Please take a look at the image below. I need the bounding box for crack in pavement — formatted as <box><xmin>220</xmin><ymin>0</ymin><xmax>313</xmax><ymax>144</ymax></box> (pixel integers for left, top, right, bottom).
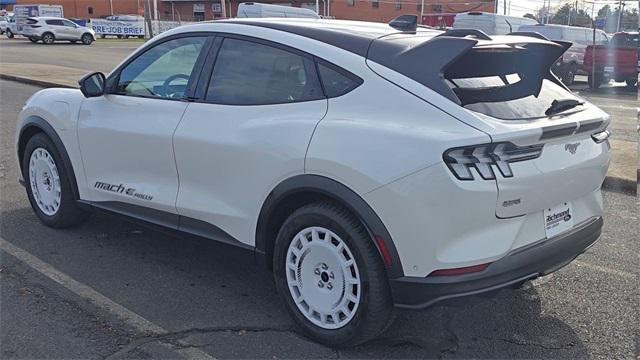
<box><xmin>104</xmin><ymin>325</ymin><xmax>300</xmax><ymax>359</ymax></box>
<box><xmin>477</xmin><ymin>336</ymin><xmax>576</xmax><ymax>351</ymax></box>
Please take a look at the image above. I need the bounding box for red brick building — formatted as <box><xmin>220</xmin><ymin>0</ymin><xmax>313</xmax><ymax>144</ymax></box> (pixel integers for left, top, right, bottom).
<box><xmin>3</xmin><ymin>0</ymin><xmax>496</xmax><ymax>23</ymax></box>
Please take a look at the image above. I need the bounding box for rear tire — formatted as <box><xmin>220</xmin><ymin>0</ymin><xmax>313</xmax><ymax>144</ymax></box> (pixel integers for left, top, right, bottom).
<box><xmin>562</xmin><ymin>64</ymin><xmax>576</xmax><ymax>86</ymax></box>
<box><xmin>29</xmin><ymin>37</ymin><xmax>38</xmax><ymax>43</ymax></box>
<box><xmin>625</xmin><ymin>78</ymin><xmax>638</xmax><ymax>88</ymax></box>
<box><xmin>42</xmin><ymin>32</ymin><xmax>55</xmax><ymax>45</ymax></box>
<box><xmin>273</xmin><ymin>201</ymin><xmax>394</xmax><ymax>347</ymax></box>
<box><xmin>22</xmin><ymin>133</ymin><xmax>88</xmax><ymax>228</ymax></box>
<box><xmin>6</xmin><ymin>28</ymin><xmax>14</xmax><ymax>38</ymax></box>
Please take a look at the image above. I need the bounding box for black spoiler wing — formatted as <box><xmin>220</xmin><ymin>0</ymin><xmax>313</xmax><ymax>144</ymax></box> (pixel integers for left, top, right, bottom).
<box><xmin>366</xmin><ymin>33</ymin><xmax>570</xmax><ymax>105</ymax></box>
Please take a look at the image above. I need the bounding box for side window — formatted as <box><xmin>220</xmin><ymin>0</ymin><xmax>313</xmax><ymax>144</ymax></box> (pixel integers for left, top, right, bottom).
<box><xmin>206</xmin><ymin>38</ymin><xmax>323</xmax><ymax>105</ymax></box>
<box><xmin>317</xmin><ymin>62</ymin><xmax>362</xmax><ymax>98</ymax></box>
<box><xmin>115</xmin><ymin>36</ymin><xmax>206</xmax><ymax>99</ymax></box>
<box><xmin>62</xmin><ymin>20</ymin><xmax>77</xmax><ymax>27</ymax></box>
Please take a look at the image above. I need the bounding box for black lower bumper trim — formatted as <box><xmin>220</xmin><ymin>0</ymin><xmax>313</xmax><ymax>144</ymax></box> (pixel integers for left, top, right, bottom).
<box><xmin>391</xmin><ymin>216</ymin><xmax>603</xmax><ymax>310</ymax></box>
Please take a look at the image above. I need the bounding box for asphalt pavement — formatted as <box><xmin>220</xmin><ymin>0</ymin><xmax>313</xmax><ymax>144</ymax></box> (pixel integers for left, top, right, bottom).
<box><xmin>1</xmin><ymin>79</ymin><xmax>638</xmax><ymax>359</ymax></box>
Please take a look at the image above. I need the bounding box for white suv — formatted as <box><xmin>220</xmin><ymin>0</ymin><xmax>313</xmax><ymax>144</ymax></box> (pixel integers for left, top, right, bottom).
<box><xmin>15</xmin><ymin>18</ymin><xmax>610</xmax><ymax>346</ymax></box>
<box><xmin>20</xmin><ymin>17</ymin><xmax>95</xmax><ymax>45</ymax></box>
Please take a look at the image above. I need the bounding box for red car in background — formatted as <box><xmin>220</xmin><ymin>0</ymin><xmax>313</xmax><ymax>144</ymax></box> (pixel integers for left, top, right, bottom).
<box><xmin>421</xmin><ymin>13</ymin><xmax>455</xmax><ymax>29</ymax></box>
<box><xmin>584</xmin><ymin>32</ymin><xmax>639</xmax><ymax>88</ymax></box>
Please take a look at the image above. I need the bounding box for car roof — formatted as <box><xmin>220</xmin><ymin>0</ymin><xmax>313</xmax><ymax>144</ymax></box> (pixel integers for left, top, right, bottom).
<box><xmin>30</xmin><ymin>16</ymin><xmax>68</xmax><ymax>20</ymax></box>
<box><xmin>176</xmin><ymin>18</ymin><xmax>441</xmax><ymax>56</ymax></box>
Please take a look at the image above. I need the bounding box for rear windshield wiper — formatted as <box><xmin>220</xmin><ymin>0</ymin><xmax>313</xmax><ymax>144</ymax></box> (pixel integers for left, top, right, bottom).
<box><xmin>545</xmin><ymin>99</ymin><xmax>584</xmax><ymax>116</ymax></box>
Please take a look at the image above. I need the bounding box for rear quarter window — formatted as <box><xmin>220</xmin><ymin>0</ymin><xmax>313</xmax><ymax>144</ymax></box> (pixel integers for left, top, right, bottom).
<box><xmin>316</xmin><ymin>61</ymin><xmax>362</xmax><ymax>98</ymax></box>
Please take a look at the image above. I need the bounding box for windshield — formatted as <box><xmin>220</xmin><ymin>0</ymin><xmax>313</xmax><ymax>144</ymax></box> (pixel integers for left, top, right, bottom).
<box><xmin>611</xmin><ymin>33</ymin><xmax>639</xmax><ymax>48</ymax></box>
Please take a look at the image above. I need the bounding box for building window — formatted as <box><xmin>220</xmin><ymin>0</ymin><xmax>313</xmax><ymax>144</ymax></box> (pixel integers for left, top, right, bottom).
<box><xmin>395</xmin><ymin>0</ymin><xmax>401</xmax><ymax>10</ymax></box>
<box><xmin>416</xmin><ymin>3</ymin><xmax>421</xmax><ymax>11</ymax></box>
<box><xmin>193</xmin><ymin>3</ymin><xmax>205</xmax><ymax>21</ymax></box>
<box><xmin>347</xmin><ymin>0</ymin><xmax>354</xmax><ymax>6</ymax></box>
<box><xmin>87</xmin><ymin>6</ymin><xmax>93</xmax><ymax>15</ymax></box>
<box><xmin>431</xmin><ymin>4</ymin><xmax>442</xmax><ymax>12</ymax></box>
<box><xmin>372</xmin><ymin>0</ymin><xmax>379</xmax><ymax>8</ymax></box>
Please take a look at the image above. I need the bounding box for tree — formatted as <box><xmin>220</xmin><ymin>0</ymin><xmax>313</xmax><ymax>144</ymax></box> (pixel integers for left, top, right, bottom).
<box><xmin>597</xmin><ymin>4</ymin><xmax>611</xmax><ymax>19</ymax></box>
<box><xmin>549</xmin><ymin>3</ymin><xmax>591</xmax><ymax>27</ymax></box>
<box><xmin>551</xmin><ymin>3</ymin><xmax>572</xmax><ymax>25</ymax></box>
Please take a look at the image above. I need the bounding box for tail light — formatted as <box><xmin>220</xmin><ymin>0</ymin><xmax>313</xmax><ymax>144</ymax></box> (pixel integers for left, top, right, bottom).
<box><xmin>443</xmin><ymin>142</ymin><xmax>543</xmax><ymax>180</ymax></box>
<box><xmin>428</xmin><ymin>262</ymin><xmax>491</xmax><ymax>276</ymax></box>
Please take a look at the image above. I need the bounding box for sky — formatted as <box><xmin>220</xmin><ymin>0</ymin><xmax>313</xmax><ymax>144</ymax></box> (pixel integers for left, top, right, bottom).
<box><xmin>502</xmin><ymin>0</ymin><xmax>639</xmax><ymax>18</ymax></box>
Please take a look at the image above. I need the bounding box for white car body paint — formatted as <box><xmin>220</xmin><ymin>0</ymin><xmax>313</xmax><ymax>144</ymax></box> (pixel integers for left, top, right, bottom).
<box><xmin>17</xmin><ymin>18</ymin><xmax>610</xmax><ymax>280</ymax></box>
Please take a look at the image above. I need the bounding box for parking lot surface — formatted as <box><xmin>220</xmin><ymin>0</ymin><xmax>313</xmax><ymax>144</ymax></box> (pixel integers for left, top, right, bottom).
<box><xmin>0</xmin><ymin>38</ymin><xmax>141</xmax><ymax>73</ymax></box>
<box><xmin>0</xmin><ymin>78</ymin><xmax>638</xmax><ymax>358</ymax></box>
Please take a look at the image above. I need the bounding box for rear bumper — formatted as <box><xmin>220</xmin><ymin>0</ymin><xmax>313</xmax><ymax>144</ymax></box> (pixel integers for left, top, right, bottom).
<box><xmin>390</xmin><ymin>216</ymin><xmax>603</xmax><ymax>309</ymax></box>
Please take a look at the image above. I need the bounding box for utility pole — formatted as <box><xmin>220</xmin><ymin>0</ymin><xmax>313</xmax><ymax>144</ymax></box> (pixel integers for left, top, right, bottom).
<box><xmin>221</xmin><ymin>0</ymin><xmax>227</xmax><ymax>18</ymax></box>
<box><xmin>503</xmin><ymin>0</ymin><xmax>506</xmax><ymax>15</ymax></box>
<box><xmin>109</xmin><ymin>0</ymin><xmax>113</xmax><ymax>15</ymax></box>
<box><xmin>420</xmin><ymin>0</ymin><xmax>424</xmax><ymax>20</ymax></box>
<box><xmin>153</xmin><ymin>0</ymin><xmax>158</xmax><ymax>20</ymax></box>
<box><xmin>615</xmin><ymin>0</ymin><xmax>625</xmax><ymax>32</ymax></box>
<box><xmin>144</xmin><ymin>0</ymin><xmax>153</xmax><ymax>38</ymax></box>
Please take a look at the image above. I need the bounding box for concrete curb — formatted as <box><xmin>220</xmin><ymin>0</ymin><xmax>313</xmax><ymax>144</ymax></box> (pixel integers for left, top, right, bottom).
<box><xmin>1</xmin><ymin>74</ymin><xmax>637</xmax><ymax>196</ymax></box>
<box><xmin>0</xmin><ymin>73</ymin><xmax>75</xmax><ymax>89</ymax></box>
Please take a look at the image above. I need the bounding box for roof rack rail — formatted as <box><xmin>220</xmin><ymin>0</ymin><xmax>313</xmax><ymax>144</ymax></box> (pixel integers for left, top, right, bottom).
<box><xmin>437</xmin><ymin>28</ymin><xmax>491</xmax><ymax>40</ymax></box>
<box><xmin>389</xmin><ymin>14</ymin><xmax>418</xmax><ymax>32</ymax></box>
<box><xmin>508</xmin><ymin>31</ymin><xmax>549</xmax><ymax>41</ymax></box>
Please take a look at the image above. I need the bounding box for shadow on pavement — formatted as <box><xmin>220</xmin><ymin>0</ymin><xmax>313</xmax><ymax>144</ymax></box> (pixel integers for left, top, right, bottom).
<box><xmin>0</xmin><ymin>207</ymin><xmax>587</xmax><ymax>358</ymax></box>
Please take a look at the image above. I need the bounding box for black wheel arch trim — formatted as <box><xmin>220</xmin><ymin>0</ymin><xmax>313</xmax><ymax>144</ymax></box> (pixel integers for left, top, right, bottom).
<box><xmin>17</xmin><ymin>115</ymin><xmax>81</xmax><ymax>200</ymax></box>
<box><xmin>255</xmin><ymin>174</ymin><xmax>405</xmax><ymax>278</ymax></box>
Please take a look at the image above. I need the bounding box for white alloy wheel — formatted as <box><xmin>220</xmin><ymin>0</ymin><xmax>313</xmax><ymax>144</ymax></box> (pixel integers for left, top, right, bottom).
<box><xmin>29</xmin><ymin>148</ymin><xmax>62</xmax><ymax>216</ymax></box>
<box><xmin>285</xmin><ymin>226</ymin><xmax>361</xmax><ymax>330</ymax></box>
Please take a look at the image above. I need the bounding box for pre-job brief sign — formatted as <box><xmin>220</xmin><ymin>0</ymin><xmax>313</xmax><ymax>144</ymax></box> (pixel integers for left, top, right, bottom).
<box><xmin>91</xmin><ymin>19</ymin><xmax>145</xmax><ymax>36</ymax></box>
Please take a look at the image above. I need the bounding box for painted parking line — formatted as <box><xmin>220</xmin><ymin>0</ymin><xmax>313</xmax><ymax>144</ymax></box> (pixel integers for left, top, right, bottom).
<box><xmin>0</xmin><ymin>237</ymin><xmax>214</xmax><ymax>360</ymax></box>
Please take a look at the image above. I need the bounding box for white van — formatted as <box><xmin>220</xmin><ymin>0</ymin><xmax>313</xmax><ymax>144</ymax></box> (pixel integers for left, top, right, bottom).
<box><xmin>237</xmin><ymin>2</ymin><xmax>320</xmax><ymax>19</ymax></box>
<box><xmin>518</xmin><ymin>24</ymin><xmax>608</xmax><ymax>85</ymax></box>
<box><xmin>453</xmin><ymin>12</ymin><xmax>537</xmax><ymax>35</ymax></box>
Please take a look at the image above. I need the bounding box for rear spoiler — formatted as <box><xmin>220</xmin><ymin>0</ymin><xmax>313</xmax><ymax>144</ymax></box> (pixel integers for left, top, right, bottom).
<box><xmin>508</xmin><ymin>31</ymin><xmax>573</xmax><ymax>52</ymax></box>
<box><xmin>367</xmin><ymin>28</ymin><xmax>570</xmax><ymax>105</ymax></box>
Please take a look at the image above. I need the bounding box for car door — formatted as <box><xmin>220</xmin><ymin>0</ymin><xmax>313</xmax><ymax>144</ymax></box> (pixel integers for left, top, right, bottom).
<box><xmin>62</xmin><ymin>19</ymin><xmax>81</xmax><ymax>39</ymax></box>
<box><xmin>173</xmin><ymin>36</ymin><xmax>327</xmax><ymax>245</ymax></box>
<box><xmin>45</xmin><ymin>19</ymin><xmax>66</xmax><ymax>39</ymax></box>
<box><xmin>78</xmin><ymin>35</ymin><xmax>211</xmax><ymax>220</ymax></box>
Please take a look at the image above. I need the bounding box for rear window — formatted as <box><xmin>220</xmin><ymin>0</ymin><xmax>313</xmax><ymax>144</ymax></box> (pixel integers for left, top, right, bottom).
<box><xmin>452</xmin><ymin>77</ymin><xmax>580</xmax><ymax>120</ymax></box>
<box><xmin>445</xmin><ymin>46</ymin><xmax>581</xmax><ymax>120</ymax></box>
<box><xmin>26</xmin><ymin>18</ymin><xmax>39</xmax><ymax>25</ymax></box>
<box><xmin>611</xmin><ymin>33</ymin><xmax>639</xmax><ymax>48</ymax></box>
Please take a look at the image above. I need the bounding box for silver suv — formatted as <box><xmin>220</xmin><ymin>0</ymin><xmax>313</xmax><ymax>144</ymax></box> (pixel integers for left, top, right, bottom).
<box><xmin>20</xmin><ymin>17</ymin><xmax>95</xmax><ymax>45</ymax></box>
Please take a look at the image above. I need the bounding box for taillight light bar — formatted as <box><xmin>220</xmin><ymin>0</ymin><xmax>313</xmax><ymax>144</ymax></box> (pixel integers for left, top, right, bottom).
<box><xmin>443</xmin><ymin>142</ymin><xmax>544</xmax><ymax>181</ymax></box>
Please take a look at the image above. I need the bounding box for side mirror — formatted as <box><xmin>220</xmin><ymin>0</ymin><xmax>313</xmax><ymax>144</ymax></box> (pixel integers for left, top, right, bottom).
<box><xmin>79</xmin><ymin>72</ymin><xmax>105</xmax><ymax>98</ymax></box>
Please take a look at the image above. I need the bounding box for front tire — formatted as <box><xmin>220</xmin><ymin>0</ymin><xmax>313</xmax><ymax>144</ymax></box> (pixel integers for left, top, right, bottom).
<box><xmin>28</xmin><ymin>37</ymin><xmax>38</xmax><ymax>43</ymax></box>
<box><xmin>81</xmin><ymin>33</ymin><xmax>93</xmax><ymax>45</ymax></box>
<box><xmin>23</xmin><ymin>133</ymin><xmax>88</xmax><ymax>228</ymax></box>
<box><xmin>273</xmin><ymin>202</ymin><xmax>393</xmax><ymax>347</ymax></box>
<box><xmin>6</xmin><ymin>28</ymin><xmax>14</xmax><ymax>38</ymax></box>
